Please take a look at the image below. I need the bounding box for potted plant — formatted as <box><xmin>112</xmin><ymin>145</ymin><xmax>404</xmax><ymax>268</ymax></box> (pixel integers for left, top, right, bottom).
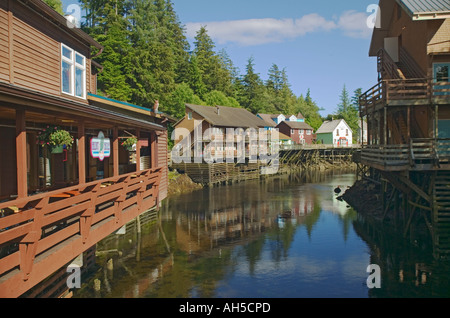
<box><xmin>37</xmin><ymin>125</ymin><xmax>74</xmax><ymax>153</ymax></box>
<box><xmin>121</xmin><ymin>136</ymin><xmax>137</xmax><ymax>151</ymax></box>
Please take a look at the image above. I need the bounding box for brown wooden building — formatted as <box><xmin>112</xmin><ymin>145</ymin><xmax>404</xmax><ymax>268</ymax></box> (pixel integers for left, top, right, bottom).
<box><xmin>358</xmin><ymin>0</ymin><xmax>450</xmax><ymax>258</ymax></box>
<box><xmin>0</xmin><ymin>0</ymin><xmax>169</xmax><ymax>297</ymax></box>
<box><xmin>173</xmin><ymin>103</ymin><xmax>270</xmax><ymax>160</ymax></box>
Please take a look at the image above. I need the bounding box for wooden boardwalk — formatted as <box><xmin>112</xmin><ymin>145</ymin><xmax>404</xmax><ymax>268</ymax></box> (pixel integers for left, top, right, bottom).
<box><xmin>171</xmin><ymin>146</ymin><xmax>357</xmax><ymax>186</ymax></box>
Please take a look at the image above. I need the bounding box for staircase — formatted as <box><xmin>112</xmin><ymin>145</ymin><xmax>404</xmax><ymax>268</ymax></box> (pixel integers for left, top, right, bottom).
<box><xmin>398</xmin><ymin>47</ymin><xmax>426</xmax><ymax>79</ymax></box>
<box><xmin>433</xmin><ymin>171</ymin><xmax>450</xmax><ymax>258</ymax></box>
<box><xmin>377</xmin><ymin>48</ymin><xmax>425</xmax><ymax>81</ymax></box>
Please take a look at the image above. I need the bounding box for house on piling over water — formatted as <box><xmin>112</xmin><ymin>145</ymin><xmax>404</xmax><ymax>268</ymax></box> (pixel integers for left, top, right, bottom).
<box><xmin>357</xmin><ymin>0</ymin><xmax>450</xmax><ymax>258</ymax></box>
<box><xmin>171</xmin><ymin>104</ymin><xmax>280</xmax><ymax>184</ymax></box>
<box><xmin>0</xmin><ymin>0</ymin><xmax>171</xmax><ymax>297</ymax></box>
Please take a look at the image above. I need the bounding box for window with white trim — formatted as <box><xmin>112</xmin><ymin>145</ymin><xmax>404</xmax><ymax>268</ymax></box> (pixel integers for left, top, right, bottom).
<box><xmin>61</xmin><ymin>44</ymin><xmax>86</xmax><ymax>99</ymax></box>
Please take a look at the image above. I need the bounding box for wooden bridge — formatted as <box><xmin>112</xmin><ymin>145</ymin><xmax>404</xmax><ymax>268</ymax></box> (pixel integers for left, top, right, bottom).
<box><xmin>0</xmin><ymin>168</ymin><xmax>161</xmax><ymax>298</ymax></box>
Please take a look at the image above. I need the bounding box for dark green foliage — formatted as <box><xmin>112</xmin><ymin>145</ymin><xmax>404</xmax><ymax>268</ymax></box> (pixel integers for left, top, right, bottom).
<box><xmin>43</xmin><ymin>0</ymin><xmax>64</xmax><ymax>14</ymax></box>
<box><xmin>78</xmin><ymin>0</ymin><xmax>324</xmax><ymax>127</ymax></box>
<box><xmin>334</xmin><ymin>85</ymin><xmax>361</xmax><ymax>141</ymax></box>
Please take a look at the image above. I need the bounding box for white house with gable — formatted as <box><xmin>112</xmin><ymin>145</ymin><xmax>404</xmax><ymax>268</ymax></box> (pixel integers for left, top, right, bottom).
<box><xmin>316</xmin><ymin>119</ymin><xmax>353</xmax><ymax>147</ymax></box>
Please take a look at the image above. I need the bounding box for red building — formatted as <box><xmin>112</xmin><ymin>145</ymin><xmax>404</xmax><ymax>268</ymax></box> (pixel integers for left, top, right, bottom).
<box><xmin>276</xmin><ymin>121</ymin><xmax>314</xmax><ymax>145</ymax></box>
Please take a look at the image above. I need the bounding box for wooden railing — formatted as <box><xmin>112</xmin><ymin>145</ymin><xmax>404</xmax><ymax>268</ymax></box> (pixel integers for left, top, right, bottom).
<box><xmin>377</xmin><ymin>49</ymin><xmax>403</xmax><ymax>80</ymax></box>
<box><xmin>360</xmin><ymin>138</ymin><xmax>450</xmax><ymax>169</ymax></box>
<box><xmin>0</xmin><ymin>167</ymin><xmax>161</xmax><ymax>298</ymax></box>
<box><xmin>398</xmin><ymin>47</ymin><xmax>426</xmax><ymax>79</ymax></box>
<box><xmin>360</xmin><ymin>77</ymin><xmax>450</xmax><ymax>116</ymax></box>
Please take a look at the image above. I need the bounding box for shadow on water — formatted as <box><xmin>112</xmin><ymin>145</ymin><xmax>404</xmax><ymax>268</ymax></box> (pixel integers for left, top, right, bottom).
<box><xmin>71</xmin><ymin>168</ymin><xmax>450</xmax><ymax>298</ymax></box>
<box><xmin>353</xmin><ymin>212</ymin><xmax>450</xmax><ymax>298</ymax></box>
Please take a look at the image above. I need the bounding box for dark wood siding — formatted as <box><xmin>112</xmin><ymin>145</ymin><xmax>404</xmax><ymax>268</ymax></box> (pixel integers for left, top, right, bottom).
<box><xmin>1</xmin><ymin>1</ymin><xmax>94</xmax><ymax>99</ymax></box>
<box><xmin>12</xmin><ymin>16</ymin><xmax>60</xmax><ymax>95</ymax></box>
<box><xmin>157</xmin><ymin>130</ymin><xmax>168</xmax><ymax>201</ymax></box>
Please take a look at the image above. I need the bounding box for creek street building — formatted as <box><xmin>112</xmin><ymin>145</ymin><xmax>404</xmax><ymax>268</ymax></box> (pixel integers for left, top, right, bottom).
<box><xmin>357</xmin><ymin>0</ymin><xmax>450</xmax><ymax>259</ymax></box>
<box><xmin>0</xmin><ymin>0</ymin><xmax>171</xmax><ymax>297</ymax></box>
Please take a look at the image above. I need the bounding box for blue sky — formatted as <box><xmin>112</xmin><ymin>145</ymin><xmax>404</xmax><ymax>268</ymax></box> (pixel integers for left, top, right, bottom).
<box><xmin>62</xmin><ymin>0</ymin><xmax>380</xmax><ymax>116</ymax></box>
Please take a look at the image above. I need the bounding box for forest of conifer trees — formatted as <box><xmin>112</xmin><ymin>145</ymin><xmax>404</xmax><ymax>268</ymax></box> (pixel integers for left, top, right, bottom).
<box><xmin>45</xmin><ymin>0</ymin><xmax>362</xmax><ymax>136</ymax></box>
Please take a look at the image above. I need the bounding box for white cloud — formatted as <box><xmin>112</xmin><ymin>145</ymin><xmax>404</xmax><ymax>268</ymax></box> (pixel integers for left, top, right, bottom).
<box><xmin>337</xmin><ymin>10</ymin><xmax>373</xmax><ymax>39</ymax></box>
<box><xmin>185</xmin><ymin>11</ymin><xmax>372</xmax><ymax>46</ymax></box>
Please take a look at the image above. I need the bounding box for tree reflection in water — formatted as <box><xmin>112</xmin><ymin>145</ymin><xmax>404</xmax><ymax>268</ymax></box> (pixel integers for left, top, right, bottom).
<box><xmin>72</xmin><ymin>168</ymin><xmax>450</xmax><ymax>298</ymax></box>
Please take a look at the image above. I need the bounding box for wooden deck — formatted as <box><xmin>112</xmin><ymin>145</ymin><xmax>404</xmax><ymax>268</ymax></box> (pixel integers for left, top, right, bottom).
<box><xmin>359</xmin><ymin>77</ymin><xmax>450</xmax><ymax>116</ymax></box>
<box><xmin>0</xmin><ymin>168</ymin><xmax>161</xmax><ymax>298</ymax></box>
<box><xmin>357</xmin><ymin>138</ymin><xmax>450</xmax><ymax>171</ymax></box>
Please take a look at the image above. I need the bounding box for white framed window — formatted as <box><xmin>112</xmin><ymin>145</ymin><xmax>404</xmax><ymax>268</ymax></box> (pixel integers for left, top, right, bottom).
<box><xmin>188</xmin><ymin>112</ymin><xmax>193</xmax><ymax>120</ymax></box>
<box><xmin>306</xmin><ymin>129</ymin><xmax>311</xmax><ymax>135</ymax></box>
<box><xmin>61</xmin><ymin>44</ymin><xmax>86</xmax><ymax>99</ymax></box>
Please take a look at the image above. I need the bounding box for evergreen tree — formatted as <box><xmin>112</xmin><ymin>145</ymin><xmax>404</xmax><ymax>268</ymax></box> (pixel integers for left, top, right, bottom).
<box><xmin>336</xmin><ymin>85</ymin><xmax>359</xmax><ymax>140</ymax></box>
<box><xmin>80</xmin><ymin>0</ymin><xmax>133</xmax><ymax>101</ymax></box>
<box><xmin>192</xmin><ymin>27</ymin><xmax>233</xmax><ymax>96</ymax></box>
<box><xmin>240</xmin><ymin>57</ymin><xmax>272</xmax><ymax>114</ymax></box>
<box><xmin>43</xmin><ymin>0</ymin><xmax>64</xmax><ymax>15</ymax></box>
<box><xmin>187</xmin><ymin>54</ymin><xmax>207</xmax><ymax>99</ymax></box>
<box><xmin>351</xmin><ymin>88</ymin><xmax>362</xmax><ymax>111</ymax></box>
<box><xmin>295</xmin><ymin>89</ymin><xmax>323</xmax><ymax>131</ymax></box>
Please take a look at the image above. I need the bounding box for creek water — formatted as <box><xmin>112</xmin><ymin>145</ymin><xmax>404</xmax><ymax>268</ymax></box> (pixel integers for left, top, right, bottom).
<box><xmin>72</xmin><ymin>169</ymin><xmax>450</xmax><ymax>299</ymax></box>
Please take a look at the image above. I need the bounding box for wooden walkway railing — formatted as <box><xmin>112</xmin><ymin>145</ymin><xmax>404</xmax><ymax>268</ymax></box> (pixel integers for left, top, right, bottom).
<box><xmin>0</xmin><ymin>167</ymin><xmax>161</xmax><ymax>298</ymax></box>
<box><xmin>360</xmin><ymin>139</ymin><xmax>450</xmax><ymax>170</ymax></box>
<box><xmin>360</xmin><ymin>77</ymin><xmax>450</xmax><ymax>116</ymax></box>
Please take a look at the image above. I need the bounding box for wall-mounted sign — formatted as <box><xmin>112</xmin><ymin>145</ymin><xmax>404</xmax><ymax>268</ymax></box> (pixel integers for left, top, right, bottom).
<box><xmin>90</xmin><ymin>131</ymin><xmax>110</xmax><ymax>161</ymax></box>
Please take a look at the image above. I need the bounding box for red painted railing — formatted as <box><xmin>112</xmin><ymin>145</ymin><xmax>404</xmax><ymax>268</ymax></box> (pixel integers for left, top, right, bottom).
<box><xmin>0</xmin><ymin>167</ymin><xmax>161</xmax><ymax>298</ymax></box>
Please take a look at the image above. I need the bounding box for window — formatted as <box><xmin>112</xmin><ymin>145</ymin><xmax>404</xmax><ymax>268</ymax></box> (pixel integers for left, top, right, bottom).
<box><xmin>306</xmin><ymin>130</ymin><xmax>311</xmax><ymax>135</ymax></box>
<box><xmin>336</xmin><ymin>129</ymin><xmax>339</xmax><ymax>136</ymax></box>
<box><xmin>346</xmin><ymin>129</ymin><xmax>349</xmax><ymax>136</ymax></box>
<box><xmin>61</xmin><ymin>44</ymin><xmax>86</xmax><ymax>98</ymax></box>
<box><xmin>433</xmin><ymin>63</ymin><xmax>450</xmax><ymax>96</ymax></box>
<box><xmin>188</xmin><ymin>112</ymin><xmax>193</xmax><ymax>120</ymax></box>
<box><xmin>291</xmin><ymin>129</ymin><xmax>295</xmax><ymax>135</ymax></box>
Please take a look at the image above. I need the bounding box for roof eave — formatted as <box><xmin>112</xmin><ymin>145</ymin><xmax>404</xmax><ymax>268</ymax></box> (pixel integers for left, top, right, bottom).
<box><xmin>23</xmin><ymin>0</ymin><xmax>104</xmax><ymax>51</ymax></box>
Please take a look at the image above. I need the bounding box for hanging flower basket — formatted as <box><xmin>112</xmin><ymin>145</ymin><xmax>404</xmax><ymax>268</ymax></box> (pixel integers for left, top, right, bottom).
<box><xmin>37</xmin><ymin>125</ymin><xmax>74</xmax><ymax>152</ymax></box>
<box><xmin>121</xmin><ymin>136</ymin><xmax>137</xmax><ymax>152</ymax></box>
<box><xmin>51</xmin><ymin>144</ymin><xmax>64</xmax><ymax>154</ymax></box>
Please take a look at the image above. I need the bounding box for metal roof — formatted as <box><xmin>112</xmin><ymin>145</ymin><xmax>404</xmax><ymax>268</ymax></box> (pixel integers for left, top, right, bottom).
<box><xmin>399</xmin><ymin>0</ymin><xmax>450</xmax><ymax>19</ymax></box>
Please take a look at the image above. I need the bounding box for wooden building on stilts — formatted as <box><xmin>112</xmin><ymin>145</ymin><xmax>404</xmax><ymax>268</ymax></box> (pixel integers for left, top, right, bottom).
<box><xmin>357</xmin><ymin>0</ymin><xmax>450</xmax><ymax>258</ymax></box>
<box><xmin>0</xmin><ymin>0</ymin><xmax>171</xmax><ymax>297</ymax></box>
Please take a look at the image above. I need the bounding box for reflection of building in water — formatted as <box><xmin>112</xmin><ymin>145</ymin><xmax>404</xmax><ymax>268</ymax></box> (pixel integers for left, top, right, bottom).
<box><xmin>353</xmin><ymin>213</ymin><xmax>450</xmax><ymax>298</ymax></box>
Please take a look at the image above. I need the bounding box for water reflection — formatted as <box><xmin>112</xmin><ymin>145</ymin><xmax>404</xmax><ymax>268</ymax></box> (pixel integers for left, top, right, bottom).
<box><xmin>72</xmin><ymin>169</ymin><xmax>450</xmax><ymax>298</ymax></box>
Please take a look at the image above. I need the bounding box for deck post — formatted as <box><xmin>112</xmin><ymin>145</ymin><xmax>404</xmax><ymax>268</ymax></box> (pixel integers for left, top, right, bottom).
<box><xmin>113</xmin><ymin>126</ymin><xmax>119</xmax><ymax>176</ymax></box>
<box><xmin>136</xmin><ymin>128</ymin><xmax>141</xmax><ymax>172</ymax></box>
<box><xmin>16</xmin><ymin>108</ymin><xmax>27</xmax><ymax>198</ymax></box>
<box><xmin>384</xmin><ymin>107</ymin><xmax>387</xmax><ymax>145</ymax></box>
<box><xmin>78</xmin><ymin>121</ymin><xmax>86</xmax><ymax>185</ymax></box>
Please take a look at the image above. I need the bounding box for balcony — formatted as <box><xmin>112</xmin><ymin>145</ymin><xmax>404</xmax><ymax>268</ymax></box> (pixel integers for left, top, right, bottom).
<box><xmin>357</xmin><ymin>138</ymin><xmax>450</xmax><ymax>171</ymax></box>
<box><xmin>359</xmin><ymin>78</ymin><xmax>450</xmax><ymax>117</ymax></box>
<box><xmin>0</xmin><ymin>167</ymin><xmax>161</xmax><ymax>297</ymax></box>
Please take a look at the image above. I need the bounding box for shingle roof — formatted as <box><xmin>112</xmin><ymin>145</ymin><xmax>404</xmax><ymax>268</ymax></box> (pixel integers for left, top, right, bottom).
<box><xmin>257</xmin><ymin>114</ymin><xmax>277</xmax><ymax>127</ymax></box>
<box><xmin>186</xmin><ymin>104</ymin><xmax>268</xmax><ymax>129</ymax></box>
<box><xmin>277</xmin><ymin>121</ymin><xmax>313</xmax><ymax>130</ymax></box>
<box><xmin>400</xmin><ymin>0</ymin><xmax>450</xmax><ymax>15</ymax></box>
<box><xmin>316</xmin><ymin>119</ymin><xmax>351</xmax><ymax>134</ymax></box>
